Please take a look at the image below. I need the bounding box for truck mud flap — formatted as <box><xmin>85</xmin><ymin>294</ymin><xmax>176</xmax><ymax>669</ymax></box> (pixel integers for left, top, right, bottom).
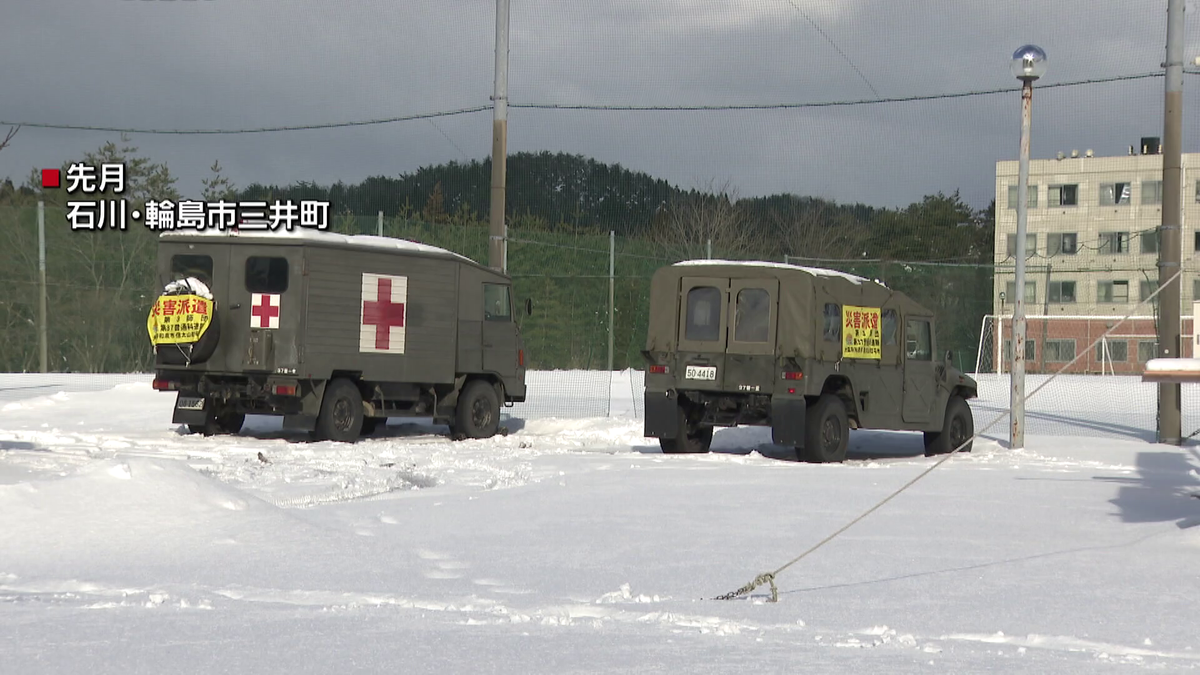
<box><xmin>771</xmin><ymin>397</ymin><xmax>806</xmax><ymax>447</ymax></box>
<box><xmin>171</xmin><ymin>393</ymin><xmax>208</xmax><ymax>426</ymax></box>
<box><xmin>644</xmin><ymin>392</ymin><xmax>679</xmax><ymax>439</ymax></box>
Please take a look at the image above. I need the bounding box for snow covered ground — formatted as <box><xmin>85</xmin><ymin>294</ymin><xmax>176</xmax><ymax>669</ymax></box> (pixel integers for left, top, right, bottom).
<box><xmin>1</xmin><ymin>371</ymin><xmax>1199</xmax><ymax>673</ymax></box>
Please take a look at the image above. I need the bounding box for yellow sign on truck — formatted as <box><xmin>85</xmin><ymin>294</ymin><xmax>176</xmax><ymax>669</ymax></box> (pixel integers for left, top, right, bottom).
<box><xmin>147</xmin><ymin>294</ymin><xmax>213</xmax><ymax>345</ymax></box>
<box><xmin>842</xmin><ymin>305</ymin><xmax>882</xmax><ymax>359</ymax></box>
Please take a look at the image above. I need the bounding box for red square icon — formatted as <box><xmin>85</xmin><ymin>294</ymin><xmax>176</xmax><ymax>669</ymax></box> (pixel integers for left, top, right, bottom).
<box><xmin>42</xmin><ymin>169</ymin><xmax>60</xmax><ymax>189</ymax></box>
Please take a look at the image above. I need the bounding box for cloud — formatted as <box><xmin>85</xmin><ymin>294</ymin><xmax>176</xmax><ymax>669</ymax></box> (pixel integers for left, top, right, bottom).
<box><xmin>1</xmin><ymin>0</ymin><xmax>1197</xmax><ymax>211</ymax></box>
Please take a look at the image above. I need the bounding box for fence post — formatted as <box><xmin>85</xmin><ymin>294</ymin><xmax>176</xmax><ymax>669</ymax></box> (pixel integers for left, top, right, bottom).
<box><xmin>377</xmin><ymin>211</ymin><xmax>383</xmax><ymax>237</ymax></box>
<box><xmin>706</xmin><ymin>238</ymin><xmax>712</xmax><ymax>260</ymax></box>
<box><xmin>38</xmin><ymin>201</ymin><xmax>48</xmax><ymax>373</ymax></box>
<box><xmin>608</xmin><ymin>230</ymin><xmax>615</xmax><ymax>373</ymax></box>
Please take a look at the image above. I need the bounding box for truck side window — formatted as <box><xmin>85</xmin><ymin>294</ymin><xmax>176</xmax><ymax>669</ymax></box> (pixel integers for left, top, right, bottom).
<box><xmin>484</xmin><ymin>283</ymin><xmax>512</xmax><ymax>322</ymax></box>
<box><xmin>734</xmin><ymin>288</ymin><xmax>770</xmax><ymax>343</ymax></box>
<box><xmin>905</xmin><ymin>319</ymin><xmax>932</xmax><ymax>361</ymax></box>
<box><xmin>823</xmin><ymin>303</ymin><xmax>840</xmax><ymax>342</ymax></box>
<box><xmin>245</xmin><ymin>256</ymin><xmax>289</xmax><ymax>293</ymax></box>
<box><xmin>881</xmin><ymin>309</ymin><xmax>898</xmax><ymax>346</ymax></box>
<box><xmin>686</xmin><ymin>287</ymin><xmax>721</xmax><ymax>341</ymax></box>
<box><xmin>170</xmin><ymin>254</ymin><xmax>213</xmax><ymax>287</ymax></box>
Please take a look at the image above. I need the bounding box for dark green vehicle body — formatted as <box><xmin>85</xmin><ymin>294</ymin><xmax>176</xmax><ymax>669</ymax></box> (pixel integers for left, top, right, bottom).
<box><xmin>642</xmin><ymin>261</ymin><xmax>978</xmax><ymax>461</ymax></box>
<box><xmin>150</xmin><ymin>229</ymin><xmax>526</xmax><ymax>442</ymax></box>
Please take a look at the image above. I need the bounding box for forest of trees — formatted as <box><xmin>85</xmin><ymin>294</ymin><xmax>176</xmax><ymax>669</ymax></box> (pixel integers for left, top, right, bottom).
<box><xmin>0</xmin><ymin>131</ymin><xmax>996</xmax><ymax>373</ymax></box>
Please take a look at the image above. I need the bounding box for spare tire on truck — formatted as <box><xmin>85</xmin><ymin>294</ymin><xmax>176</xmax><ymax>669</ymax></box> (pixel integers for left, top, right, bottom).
<box><xmin>147</xmin><ymin>277</ymin><xmax>220</xmax><ymax>366</ymax></box>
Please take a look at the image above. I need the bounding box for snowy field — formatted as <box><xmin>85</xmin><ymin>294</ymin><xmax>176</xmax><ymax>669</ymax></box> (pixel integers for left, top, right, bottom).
<box><xmin>1</xmin><ymin>371</ymin><xmax>1199</xmax><ymax>673</ymax></box>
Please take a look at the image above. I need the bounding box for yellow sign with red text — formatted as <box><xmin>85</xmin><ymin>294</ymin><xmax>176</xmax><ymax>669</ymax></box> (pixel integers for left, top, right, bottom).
<box><xmin>842</xmin><ymin>305</ymin><xmax>882</xmax><ymax>359</ymax></box>
<box><xmin>147</xmin><ymin>294</ymin><xmax>213</xmax><ymax>345</ymax></box>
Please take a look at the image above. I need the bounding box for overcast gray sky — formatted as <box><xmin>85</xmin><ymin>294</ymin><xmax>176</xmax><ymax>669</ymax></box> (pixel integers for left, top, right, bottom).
<box><xmin>2</xmin><ymin>0</ymin><xmax>1199</xmax><ymax>211</ymax></box>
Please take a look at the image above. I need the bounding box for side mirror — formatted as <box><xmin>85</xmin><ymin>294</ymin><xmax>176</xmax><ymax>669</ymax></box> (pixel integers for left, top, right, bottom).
<box><xmin>525</xmin><ymin>298</ymin><xmax>533</xmax><ymax>316</ymax></box>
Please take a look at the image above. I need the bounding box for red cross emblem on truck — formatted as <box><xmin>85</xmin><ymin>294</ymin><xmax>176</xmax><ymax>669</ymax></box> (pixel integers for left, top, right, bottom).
<box><xmin>250</xmin><ymin>293</ymin><xmax>280</xmax><ymax>329</ymax></box>
<box><xmin>360</xmin><ymin>273</ymin><xmax>407</xmax><ymax>353</ymax></box>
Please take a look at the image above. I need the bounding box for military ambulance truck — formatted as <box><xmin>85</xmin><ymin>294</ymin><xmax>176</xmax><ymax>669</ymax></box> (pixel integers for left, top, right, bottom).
<box><xmin>641</xmin><ymin>260</ymin><xmax>978</xmax><ymax>462</ymax></box>
<box><xmin>147</xmin><ymin>229</ymin><xmax>527</xmax><ymax>442</ymax></box>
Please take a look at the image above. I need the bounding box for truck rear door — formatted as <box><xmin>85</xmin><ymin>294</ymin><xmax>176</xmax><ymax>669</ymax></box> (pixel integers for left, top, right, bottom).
<box><xmin>225</xmin><ymin>245</ymin><xmax>305</xmax><ymax>374</ymax></box>
<box><xmin>675</xmin><ymin>277</ymin><xmax>729</xmax><ymax>391</ymax></box>
<box><xmin>725</xmin><ymin>278</ymin><xmax>779</xmax><ymax>394</ymax></box>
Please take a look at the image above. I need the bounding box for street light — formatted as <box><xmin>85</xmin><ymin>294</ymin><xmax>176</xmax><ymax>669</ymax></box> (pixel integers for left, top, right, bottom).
<box><xmin>1009</xmin><ymin>44</ymin><xmax>1045</xmax><ymax>450</ymax></box>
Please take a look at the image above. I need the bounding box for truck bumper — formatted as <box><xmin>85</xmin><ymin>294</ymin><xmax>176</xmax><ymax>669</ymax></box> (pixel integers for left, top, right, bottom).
<box><xmin>771</xmin><ymin>397</ymin><xmax>806</xmax><ymax>447</ymax></box>
<box><xmin>644</xmin><ymin>390</ymin><xmax>678</xmax><ymax>439</ymax></box>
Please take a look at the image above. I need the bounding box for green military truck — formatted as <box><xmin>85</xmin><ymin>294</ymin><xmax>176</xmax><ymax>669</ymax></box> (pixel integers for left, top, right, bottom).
<box><xmin>641</xmin><ymin>260</ymin><xmax>978</xmax><ymax>462</ymax></box>
<box><xmin>147</xmin><ymin>228</ymin><xmax>527</xmax><ymax>442</ymax></box>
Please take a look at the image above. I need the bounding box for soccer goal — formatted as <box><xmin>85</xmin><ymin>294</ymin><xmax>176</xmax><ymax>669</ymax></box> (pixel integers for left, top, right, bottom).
<box><xmin>973</xmin><ymin>314</ymin><xmax>1196</xmax><ymax>375</ymax></box>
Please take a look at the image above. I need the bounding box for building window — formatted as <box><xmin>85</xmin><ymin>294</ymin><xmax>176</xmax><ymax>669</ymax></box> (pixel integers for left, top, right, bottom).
<box><xmin>1096</xmin><ymin>340</ymin><xmax>1128</xmax><ymax>362</ymax></box>
<box><xmin>881</xmin><ymin>308</ymin><xmax>898</xmax><ymax>346</ymax></box>
<box><xmin>245</xmin><ymin>256</ymin><xmax>289</xmax><ymax>294</ymax></box>
<box><xmin>1195</xmin><ymin>232</ymin><xmax>1200</xmax><ymax>253</ymax></box>
<box><xmin>733</xmin><ymin>288</ymin><xmax>770</xmax><ymax>343</ymax></box>
<box><xmin>1099</xmin><ymin>182</ymin><xmax>1132</xmax><ymax>205</ymax></box>
<box><xmin>1007</xmin><ymin>184</ymin><xmax>1038</xmax><ymax>209</ymax></box>
<box><xmin>1194</xmin><ymin>278</ymin><xmax>1200</xmax><ymax>300</ymax></box>
<box><xmin>685</xmin><ymin>287</ymin><xmax>722</xmax><ymax>341</ymax></box>
<box><xmin>1003</xmin><ymin>339</ymin><xmax>1036</xmax><ymax>362</ymax></box>
<box><xmin>1142</xmin><ymin>180</ymin><xmax>1163</xmax><ymax>205</ymax></box>
<box><xmin>1005</xmin><ymin>281</ymin><xmax>1037</xmax><ymax>304</ymax></box>
<box><xmin>1141</xmin><ymin>279</ymin><xmax>1159</xmax><ymax>304</ymax></box>
<box><xmin>1049</xmin><ymin>184</ymin><xmax>1078</xmax><ymax>206</ymax></box>
<box><xmin>1044</xmin><ymin>339</ymin><xmax>1076</xmax><ymax>362</ymax></box>
<box><xmin>483</xmin><ymin>283</ymin><xmax>512</xmax><ymax>322</ymax></box>
<box><xmin>823</xmin><ymin>303</ymin><xmax>840</xmax><ymax>343</ymax></box>
<box><xmin>1048</xmin><ymin>232</ymin><xmax>1077</xmax><ymax>255</ymax></box>
<box><xmin>1006</xmin><ymin>233</ymin><xmax>1037</xmax><ymax>258</ymax></box>
<box><xmin>1098</xmin><ymin>232</ymin><xmax>1130</xmax><ymax>254</ymax></box>
<box><xmin>1138</xmin><ymin>340</ymin><xmax>1158</xmax><ymax>363</ymax></box>
<box><xmin>1195</xmin><ymin>181</ymin><xmax>1200</xmax><ymax>203</ymax></box>
<box><xmin>1141</xmin><ymin>230</ymin><xmax>1160</xmax><ymax>255</ymax></box>
<box><xmin>1097</xmin><ymin>280</ymin><xmax>1130</xmax><ymax>303</ymax></box>
<box><xmin>1048</xmin><ymin>280</ymin><xmax>1077</xmax><ymax>303</ymax></box>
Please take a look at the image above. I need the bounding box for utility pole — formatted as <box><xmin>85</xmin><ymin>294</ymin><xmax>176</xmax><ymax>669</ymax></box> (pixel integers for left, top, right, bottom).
<box><xmin>1009</xmin><ymin>45</ymin><xmax>1046</xmax><ymax>450</ymax></box>
<box><xmin>1157</xmin><ymin>0</ymin><xmax>1185</xmax><ymax>445</ymax></box>
<box><xmin>608</xmin><ymin>230</ymin><xmax>615</xmax><ymax>372</ymax></box>
<box><xmin>38</xmin><ymin>201</ymin><xmax>48</xmax><ymax>373</ymax></box>
<box><xmin>489</xmin><ymin>0</ymin><xmax>511</xmax><ymax>273</ymax></box>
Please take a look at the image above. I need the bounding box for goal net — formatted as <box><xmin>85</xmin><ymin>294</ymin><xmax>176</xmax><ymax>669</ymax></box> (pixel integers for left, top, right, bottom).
<box><xmin>974</xmin><ymin>314</ymin><xmax>1196</xmax><ymax>375</ymax></box>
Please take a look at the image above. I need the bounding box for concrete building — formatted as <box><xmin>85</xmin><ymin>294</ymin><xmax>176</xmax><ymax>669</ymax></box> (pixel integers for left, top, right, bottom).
<box><xmin>990</xmin><ymin>138</ymin><xmax>1200</xmax><ymax>374</ymax></box>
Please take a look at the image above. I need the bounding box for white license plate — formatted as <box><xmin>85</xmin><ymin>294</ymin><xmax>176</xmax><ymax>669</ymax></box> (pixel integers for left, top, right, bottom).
<box><xmin>685</xmin><ymin>365</ymin><xmax>717</xmax><ymax>381</ymax></box>
<box><xmin>177</xmin><ymin>396</ymin><xmax>205</xmax><ymax>411</ymax></box>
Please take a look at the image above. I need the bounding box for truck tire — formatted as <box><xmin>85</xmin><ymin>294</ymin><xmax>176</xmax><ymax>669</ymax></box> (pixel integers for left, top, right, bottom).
<box><xmin>315</xmin><ymin>378</ymin><xmax>363</xmax><ymax>443</ymax></box>
<box><xmin>924</xmin><ymin>395</ymin><xmax>973</xmax><ymax>457</ymax></box>
<box><xmin>659</xmin><ymin>402</ymin><xmax>713</xmax><ymax>454</ymax></box>
<box><xmin>188</xmin><ymin>401</ymin><xmax>244</xmax><ymax>436</ymax></box>
<box><xmin>455</xmin><ymin>380</ymin><xmax>501</xmax><ymax>439</ymax></box>
<box><xmin>360</xmin><ymin>416</ymin><xmax>383</xmax><ymax>436</ymax></box>
<box><xmin>799</xmin><ymin>394</ymin><xmax>849</xmax><ymax>463</ymax></box>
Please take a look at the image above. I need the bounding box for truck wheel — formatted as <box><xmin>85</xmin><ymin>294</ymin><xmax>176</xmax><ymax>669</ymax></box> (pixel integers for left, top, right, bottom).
<box><xmin>799</xmin><ymin>394</ymin><xmax>849</xmax><ymax>463</ymax></box>
<box><xmin>360</xmin><ymin>416</ymin><xmax>383</xmax><ymax>436</ymax></box>
<box><xmin>455</xmin><ymin>380</ymin><xmax>500</xmax><ymax>439</ymax></box>
<box><xmin>188</xmin><ymin>402</ymin><xmax>244</xmax><ymax>436</ymax></box>
<box><xmin>315</xmin><ymin>378</ymin><xmax>363</xmax><ymax>443</ymax></box>
<box><xmin>659</xmin><ymin>403</ymin><xmax>713</xmax><ymax>454</ymax></box>
<box><xmin>924</xmin><ymin>396</ymin><xmax>973</xmax><ymax>457</ymax></box>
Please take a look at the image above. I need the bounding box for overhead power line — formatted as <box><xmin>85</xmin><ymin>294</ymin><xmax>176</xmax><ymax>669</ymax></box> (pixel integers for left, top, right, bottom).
<box><xmin>514</xmin><ymin>72</ymin><xmax>1192</xmax><ymax>112</ymax></box>
<box><xmin>0</xmin><ymin>106</ymin><xmax>491</xmax><ymax>135</ymax></box>
<box><xmin>3</xmin><ymin>71</ymin><xmax>1197</xmax><ymax>134</ymax></box>
<box><xmin>779</xmin><ymin>0</ymin><xmax>880</xmax><ymax>98</ymax></box>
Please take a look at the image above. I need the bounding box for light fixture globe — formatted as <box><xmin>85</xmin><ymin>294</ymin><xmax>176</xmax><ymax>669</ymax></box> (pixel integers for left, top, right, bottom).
<box><xmin>1011</xmin><ymin>45</ymin><xmax>1047</xmax><ymax>81</ymax></box>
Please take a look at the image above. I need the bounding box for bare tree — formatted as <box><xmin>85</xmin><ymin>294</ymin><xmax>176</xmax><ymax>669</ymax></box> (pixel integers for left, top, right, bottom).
<box><xmin>772</xmin><ymin>202</ymin><xmax>869</xmax><ymax>263</ymax></box>
<box><xmin>0</xmin><ymin>126</ymin><xmax>18</xmax><ymax>154</ymax></box>
<box><xmin>649</xmin><ymin>179</ymin><xmax>763</xmax><ymax>261</ymax></box>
